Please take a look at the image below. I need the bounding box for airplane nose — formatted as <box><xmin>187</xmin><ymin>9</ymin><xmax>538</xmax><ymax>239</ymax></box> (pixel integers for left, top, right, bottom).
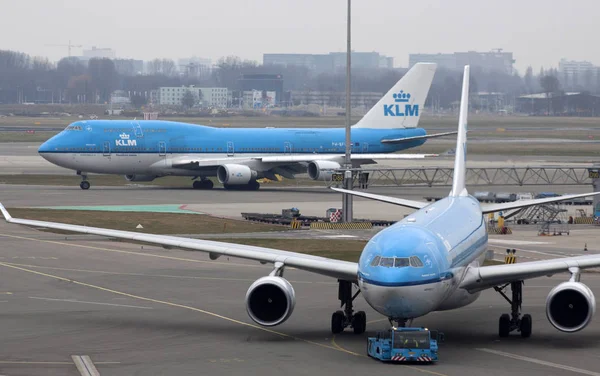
<box><xmin>38</xmin><ymin>140</ymin><xmax>52</xmax><ymax>153</ymax></box>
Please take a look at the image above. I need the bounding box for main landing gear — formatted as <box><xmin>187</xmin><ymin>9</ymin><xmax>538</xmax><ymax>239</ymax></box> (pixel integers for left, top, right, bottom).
<box><xmin>192</xmin><ymin>179</ymin><xmax>214</xmax><ymax>190</ymax></box>
<box><xmin>331</xmin><ymin>280</ymin><xmax>366</xmax><ymax>334</ymax></box>
<box><xmin>494</xmin><ymin>279</ymin><xmax>532</xmax><ymax>338</ymax></box>
<box><xmin>78</xmin><ymin>171</ymin><xmax>90</xmax><ymax>190</ymax></box>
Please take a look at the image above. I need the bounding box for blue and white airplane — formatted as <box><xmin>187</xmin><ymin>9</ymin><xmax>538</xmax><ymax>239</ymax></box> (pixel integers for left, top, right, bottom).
<box><xmin>38</xmin><ymin>63</ymin><xmax>455</xmax><ymax>190</ymax></box>
<box><xmin>4</xmin><ymin>65</ymin><xmax>600</xmax><ymax>338</ymax></box>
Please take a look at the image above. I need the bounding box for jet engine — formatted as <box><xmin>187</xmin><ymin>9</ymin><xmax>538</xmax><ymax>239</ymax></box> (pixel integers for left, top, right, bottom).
<box><xmin>546</xmin><ymin>281</ymin><xmax>595</xmax><ymax>332</ymax></box>
<box><xmin>245</xmin><ymin>276</ymin><xmax>296</xmax><ymax>327</ymax></box>
<box><xmin>217</xmin><ymin>164</ymin><xmax>257</xmax><ymax>185</ymax></box>
<box><xmin>307</xmin><ymin>160</ymin><xmax>341</xmax><ymax>181</ymax></box>
<box><xmin>124</xmin><ymin>174</ymin><xmax>157</xmax><ymax>182</ymax></box>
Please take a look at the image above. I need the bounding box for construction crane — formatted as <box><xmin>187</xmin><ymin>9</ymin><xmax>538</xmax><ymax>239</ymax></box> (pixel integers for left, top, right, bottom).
<box><xmin>45</xmin><ymin>40</ymin><xmax>83</xmax><ymax>57</ymax></box>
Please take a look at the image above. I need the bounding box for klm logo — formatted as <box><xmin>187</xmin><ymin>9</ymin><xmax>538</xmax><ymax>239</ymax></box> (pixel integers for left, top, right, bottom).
<box><xmin>383</xmin><ymin>90</ymin><xmax>418</xmax><ymax>117</ymax></box>
<box><xmin>116</xmin><ymin>133</ymin><xmax>137</xmax><ymax>146</ymax></box>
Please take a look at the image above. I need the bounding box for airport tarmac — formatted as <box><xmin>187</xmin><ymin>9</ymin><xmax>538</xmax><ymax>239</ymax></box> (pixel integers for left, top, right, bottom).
<box><xmin>2</xmin><ymin>207</ymin><xmax>600</xmax><ymax>375</ymax></box>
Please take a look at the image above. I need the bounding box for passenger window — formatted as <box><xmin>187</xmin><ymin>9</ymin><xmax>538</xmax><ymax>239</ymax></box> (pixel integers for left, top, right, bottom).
<box><xmin>394</xmin><ymin>258</ymin><xmax>410</xmax><ymax>268</ymax></box>
<box><xmin>370</xmin><ymin>256</ymin><xmax>381</xmax><ymax>267</ymax></box>
<box><xmin>379</xmin><ymin>257</ymin><xmax>394</xmax><ymax>267</ymax></box>
<box><xmin>410</xmin><ymin>256</ymin><xmax>424</xmax><ymax>267</ymax></box>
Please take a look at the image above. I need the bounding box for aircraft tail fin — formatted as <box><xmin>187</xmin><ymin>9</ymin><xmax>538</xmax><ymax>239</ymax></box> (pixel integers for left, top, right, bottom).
<box><xmin>352</xmin><ymin>63</ymin><xmax>436</xmax><ymax>129</ymax></box>
<box><xmin>449</xmin><ymin>65</ymin><xmax>470</xmax><ymax>197</ymax></box>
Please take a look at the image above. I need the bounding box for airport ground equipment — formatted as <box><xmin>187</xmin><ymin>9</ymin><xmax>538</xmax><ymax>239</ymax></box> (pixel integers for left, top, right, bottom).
<box><xmin>367</xmin><ymin>327</ymin><xmax>442</xmax><ymax>363</ymax></box>
<box><xmin>241</xmin><ymin>212</ymin><xmax>393</xmax><ymax>227</ymax></box>
<box><xmin>493</xmin><ymin>249</ymin><xmax>532</xmax><ymax>338</ymax></box>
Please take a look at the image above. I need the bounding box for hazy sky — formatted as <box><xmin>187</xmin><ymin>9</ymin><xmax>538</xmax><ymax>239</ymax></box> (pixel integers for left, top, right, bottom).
<box><xmin>2</xmin><ymin>0</ymin><xmax>597</xmax><ymax>73</ymax></box>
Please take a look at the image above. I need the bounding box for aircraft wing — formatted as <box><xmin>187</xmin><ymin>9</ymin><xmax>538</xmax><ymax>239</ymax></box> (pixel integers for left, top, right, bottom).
<box><xmin>171</xmin><ymin>153</ymin><xmax>438</xmax><ymax>169</ymax></box>
<box><xmin>381</xmin><ymin>131</ymin><xmax>458</xmax><ymax>144</ymax></box>
<box><xmin>460</xmin><ymin>255</ymin><xmax>600</xmax><ymax>293</ymax></box>
<box><xmin>480</xmin><ymin>192</ymin><xmax>600</xmax><ymax>214</ymax></box>
<box><xmin>330</xmin><ymin>188</ymin><xmax>429</xmax><ymax>210</ymax></box>
<box><xmin>0</xmin><ymin>204</ymin><xmax>358</xmax><ymax>281</ymax></box>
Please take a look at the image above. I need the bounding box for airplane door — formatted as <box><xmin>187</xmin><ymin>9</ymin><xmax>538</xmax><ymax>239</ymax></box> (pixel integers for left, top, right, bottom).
<box><xmin>284</xmin><ymin>141</ymin><xmax>292</xmax><ymax>154</ymax></box>
<box><xmin>159</xmin><ymin>141</ymin><xmax>167</xmax><ymax>156</ymax></box>
<box><xmin>103</xmin><ymin>141</ymin><xmax>111</xmax><ymax>156</ymax></box>
<box><xmin>133</xmin><ymin>121</ymin><xmax>144</xmax><ymax>138</ymax></box>
<box><xmin>362</xmin><ymin>143</ymin><xmax>369</xmax><ymax>153</ymax></box>
<box><xmin>227</xmin><ymin>141</ymin><xmax>234</xmax><ymax>157</ymax></box>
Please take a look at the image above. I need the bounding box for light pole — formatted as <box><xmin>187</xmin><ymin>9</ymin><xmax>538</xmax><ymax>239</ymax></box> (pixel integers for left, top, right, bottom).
<box><xmin>341</xmin><ymin>0</ymin><xmax>353</xmax><ymax>223</ymax></box>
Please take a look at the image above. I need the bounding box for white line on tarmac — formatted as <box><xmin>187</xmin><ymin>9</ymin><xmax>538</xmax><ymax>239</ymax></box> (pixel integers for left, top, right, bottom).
<box><xmin>476</xmin><ymin>348</ymin><xmax>600</xmax><ymax>376</ymax></box>
<box><xmin>72</xmin><ymin>355</ymin><xmax>100</xmax><ymax>376</ymax></box>
<box><xmin>488</xmin><ymin>239</ymin><xmax>552</xmax><ymax>245</ymax></box>
<box><xmin>29</xmin><ymin>296</ymin><xmax>153</xmax><ymax>310</ymax></box>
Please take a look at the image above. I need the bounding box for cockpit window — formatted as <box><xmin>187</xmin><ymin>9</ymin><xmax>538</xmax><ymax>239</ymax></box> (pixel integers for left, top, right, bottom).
<box><xmin>379</xmin><ymin>257</ymin><xmax>394</xmax><ymax>267</ymax></box>
<box><xmin>410</xmin><ymin>256</ymin><xmax>424</xmax><ymax>267</ymax></box>
<box><xmin>65</xmin><ymin>124</ymin><xmax>83</xmax><ymax>131</ymax></box>
<box><xmin>370</xmin><ymin>256</ymin><xmax>381</xmax><ymax>267</ymax></box>
<box><xmin>371</xmin><ymin>255</ymin><xmax>425</xmax><ymax>268</ymax></box>
<box><xmin>394</xmin><ymin>258</ymin><xmax>410</xmax><ymax>268</ymax></box>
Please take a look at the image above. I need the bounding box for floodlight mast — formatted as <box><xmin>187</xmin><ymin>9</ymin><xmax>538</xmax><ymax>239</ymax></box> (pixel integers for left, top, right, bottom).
<box><xmin>342</xmin><ymin>0</ymin><xmax>353</xmax><ymax>223</ymax></box>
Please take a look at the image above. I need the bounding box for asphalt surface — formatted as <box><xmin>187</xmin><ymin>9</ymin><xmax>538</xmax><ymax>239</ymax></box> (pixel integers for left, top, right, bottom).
<box><xmin>2</xmin><ymin>210</ymin><xmax>600</xmax><ymax>375</ymax></box>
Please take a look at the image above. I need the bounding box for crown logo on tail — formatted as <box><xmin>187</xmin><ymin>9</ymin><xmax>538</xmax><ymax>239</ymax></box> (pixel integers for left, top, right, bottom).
<box><xmin>393</xmin><ymin>90</ymin><xmax>411</xmax><ymax>103</ymax></box>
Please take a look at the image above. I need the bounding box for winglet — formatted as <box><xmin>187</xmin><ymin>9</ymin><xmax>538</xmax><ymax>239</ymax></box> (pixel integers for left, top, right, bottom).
<box><xmin>449</xmin><ymin>65</ymin><xmax>470</xmax><ymax>197</ymax></box>
<box><xmin>0</xmin><ymin>203</ymin><xmax>12</xmax><ymax>221</ymax></box>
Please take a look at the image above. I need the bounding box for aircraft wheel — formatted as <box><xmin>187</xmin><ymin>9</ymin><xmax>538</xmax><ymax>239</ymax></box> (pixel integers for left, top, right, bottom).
<box><xmin>520</xmin><ymin>314</ymin><xmax>532</xmax><ymax>338</ymax></box>
<box><xmin>499</xmin><ymin>314</ymin><xmax>510</xmax><ymax>337</ymax></box>
<box><xmin>331</xmin><ymin>310</ymin><xmax>345</xmax><ymax>334</ymax></box>
<box><xmin>248</xmin><ymin>181</ymin><xmax>260</xmax><ymax>191</ymax></box>
<box><xmin>80</xmin><ymin>181</ymin><xmax>90</xmax><ymax>190</ymax></box>
<box><xmin>352</xmin><ymin>311</ymin><xmax>366</xmax><ymax>334</ymax></box>
<box><xmin>204</xmin><ymin>180</ymin><xmax>214</xmax><ymax>189</ymax></box>
<box><xmin>193</xmin><ymin>181</ymin><xmax>202</xmax><ymax>189</ymax></box>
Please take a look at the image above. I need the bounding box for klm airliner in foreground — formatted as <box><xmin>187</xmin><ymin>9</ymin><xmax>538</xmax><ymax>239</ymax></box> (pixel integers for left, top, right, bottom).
<box><xmin>38</xmin><ymin>63</ymin><xmax>454</xmax><ymax>190</ymax></box>
<box><xmin>4</xmin><ymin>66</ymin><xmax>600</xmax><ymax>339</ymax></box>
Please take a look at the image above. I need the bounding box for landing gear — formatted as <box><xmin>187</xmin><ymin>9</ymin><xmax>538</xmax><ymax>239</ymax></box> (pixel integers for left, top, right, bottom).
<box><xmin>494</xmin><ymin>279</ymin><xmax>531</xmax><ymax>338</ymax></box>
<box><xmin>223</xmin><ymin>181</ymin><xmax>260</xmax><ymax>191</ymax></box>
<box><xmin>192</xmin><ymin>179</ymin><xmax>214</xmax><ymax>190</ymax></box>
<box><xmin>78</xmin><ymin>172</ymin><xmax>90</xmax><ymax>190</ymax></box>
<box><xmin>331</xmin><ymin>280</ymin><xmax>366</xmax><ymax>334</ymax></box>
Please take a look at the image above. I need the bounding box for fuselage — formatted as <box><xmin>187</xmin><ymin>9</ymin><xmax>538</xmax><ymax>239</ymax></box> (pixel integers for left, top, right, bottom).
<box><xmin>38</xmin><ymin>120</ymin><xmax>427</xmax><ymax>176</ymax></box>
<box><xmin>358</xmin><ymin>195</ymin><xmax>487</xmax><ymax>320</ymax></box>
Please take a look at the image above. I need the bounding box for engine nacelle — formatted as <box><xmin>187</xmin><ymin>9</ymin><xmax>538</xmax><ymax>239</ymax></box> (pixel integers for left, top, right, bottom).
<box><xmin>546</xmin><ymin>281</ymin><xmax>595</xmax><ymax>332</ymax></box>
<box><xmin>245</xmin><ymin>276</ymin><xmax>296</xmax><ymax>327</ymax></box>
<box><xmin>124</xmin><ymin>174</ymin><xmax>157</xmax><ymax>182</ymax></box>
<box><xmin>217</xmin><ymin>164</ymin><xmax>257</xmax><ymax>185</ymax></box>
<box><xmin>307</xmin><ymin>160</ymin><xmax>341</xmax><ymax>180</ymax></box>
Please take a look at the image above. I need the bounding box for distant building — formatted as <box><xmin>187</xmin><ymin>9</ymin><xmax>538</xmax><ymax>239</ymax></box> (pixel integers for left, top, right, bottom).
<box><xmin>263</xmin><ymin>52</ymin><xmax>393</xmax><ymax>73</ymax></box>
<box><xmin>289</xmin><ymin>90</ymin><xmax>382</xmax><ymax>108</ymax></box>
<box><xmin>516</xmin><ymin>92</ymin><xmax>600</xmax><ymax>116</ymax></box>
<box><xmin>409</xmin><ymin>50</ymin><xmax>515</xmax><ymax>74</ymax></box>
<box><xmin>178</xmin><ymin>57</ymin><xmax>212</xmax><ymax>79</ymax></box>
<box><xmin>82</xmin><ymin>47</ymin><xmax>116</xmax><ymax>59</ymax></box>
<box><xmin>238</xmin><ymin>74</ymin><xmax>284</xmax><ymax>105</ymax></box>
<box><xmin>558</xmin><ymin>59</ymin><xmax>599</xmax><ymax>90</ymax></box>
<box><xmin>158</xmin><ymin>86</ymin><xmax>228</xmax><ymax>107</ymax></box>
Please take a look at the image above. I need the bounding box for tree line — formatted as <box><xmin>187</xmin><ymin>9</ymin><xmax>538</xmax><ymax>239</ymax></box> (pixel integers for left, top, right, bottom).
<box><xmin>1</xmin><ymin>49</ymin><xmax>599</xmax><ymax>110</ymax></box>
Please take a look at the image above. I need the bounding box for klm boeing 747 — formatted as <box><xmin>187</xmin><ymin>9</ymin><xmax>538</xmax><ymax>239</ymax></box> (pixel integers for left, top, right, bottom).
<box><xmin>4</xmin><ymin>65</ymin><xmax>600</xmax><ymax>339</ymax></box>
<box><xmin>37</xmin><ymin>63</ymin><xmax>455</xmax><ymax>190</ymax></box>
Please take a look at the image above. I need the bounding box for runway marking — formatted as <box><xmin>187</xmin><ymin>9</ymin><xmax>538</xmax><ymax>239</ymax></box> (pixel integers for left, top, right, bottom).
<box><xmin>4</xmin><ymin>262</ymin><xmax>336</xmax><ymax>285</ymax></box>
<box><xmin>0</xmin><ymin>233</ymin><xmax>265</xmax><ymax>269</ymax></box>
<box><xmin>0</xmin><ymin>361</ymin><xmax>119</xmax><ymax>365</ymax></box>
<box><xmin>0</xmin><ymin>261</ymin><xmax>362</xmax><ymax>358</ymax></box>
<box><xmin>476</xmin><ymin>348</ymin><xmax>600</xmax><ymax>376</ymax></box>
<box><xmin>29</xmin><ymin>296</ymin><xmax>154</xmax><ymax>310</ymax></box>
<box><xmin>72</xmin><ymin>355</ymin><xmax>100</xmax><ymax>376</ymax></box>
<box><xmin>488</xmin><ymin>239</ymin><xmax>552</xmax><ymax>245</ymax></box>
<box><xmin>0</xmin><ymin>292</ymin><xmax>12</xmax><ymax>295</ymax></box>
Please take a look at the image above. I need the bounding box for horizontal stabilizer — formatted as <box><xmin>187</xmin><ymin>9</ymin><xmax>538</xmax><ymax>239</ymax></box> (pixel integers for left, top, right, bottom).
<box><xmin>481</xmin><ymin>192</ymin><xmax>600</xmax><ymax>214</ymax></box>
<box><xmin>381</xmin><ymin>131</ymin><xmax>458</xmax><ymax>144</ymax></box>
<box><xmin>330</xmin><ymin>188</ymin><xmax>428</xmax><ymax>210</ymax></box>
